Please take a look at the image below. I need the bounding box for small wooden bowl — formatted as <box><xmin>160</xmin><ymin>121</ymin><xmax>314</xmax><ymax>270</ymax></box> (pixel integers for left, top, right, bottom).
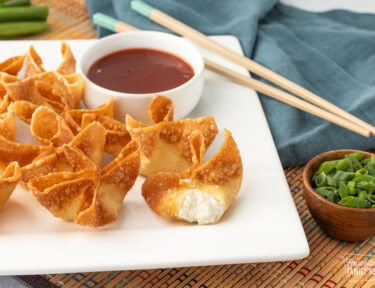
<box><xmin>303</xmin><ymin>149</ymin><xmax>375</xmax><ymax>241</ymax></box>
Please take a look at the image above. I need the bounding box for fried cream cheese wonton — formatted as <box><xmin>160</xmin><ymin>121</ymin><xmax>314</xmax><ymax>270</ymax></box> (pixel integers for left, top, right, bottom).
<box><xmin>62</xmin><ymin>97</ymin><xmax>113</xmax><ymax>134</ymax></box>
<box><xmin>0</xmin><ymin>162</ymin><xmax>21</xmax><ymax>209</ymax></box>
<box><xmin>26</xmin><ymin>122</ymin><xmax>140</xmax><ymax>227</ymax></box>
<box><xmin>126</xmin><ymin>95</ymin><xmax>218</xmax><ymax>177</ymax></box>
<box><xmin>0</xmin><ymin>135</ymin><xmax>53</xmax><ymax>171</ymax></box>
<box><xmin>0</xmin><ymin>104</ymin><xmax>16</xmax><ymax>141</ymax></box>
<box><xmin>28</xmin><ymin>140</ymin><xmax>140</xmax><ymax>227</ymax></box>
<box><xmin>142</xmin><ymin>129</ymin><xmax>243</xmax><ymax>225</ymax></box>
<box><xmin>126</xmin><ymin>114</ymin><xmax>218</xmax><ymax>177</ymax></box>
<box><xmin>31</xmin><ymin>106</ymin><xmax>74</xmax><ymax>147</ymax></box>
<box><xmin>22</xmin><ymin>43</ymin><xmax>84</xmax><ymax>109</ymax></box>
<box><xmin>0</xmin><ymin>56</ymin><xmax>24</xmax><ymax>76</ymax></box>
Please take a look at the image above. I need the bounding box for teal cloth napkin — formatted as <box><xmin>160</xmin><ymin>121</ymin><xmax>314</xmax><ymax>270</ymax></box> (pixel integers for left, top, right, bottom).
<box><xmin>86</xmin><ymin>0</ymin><xmax>375</xmax><ymax>167</ymax></box>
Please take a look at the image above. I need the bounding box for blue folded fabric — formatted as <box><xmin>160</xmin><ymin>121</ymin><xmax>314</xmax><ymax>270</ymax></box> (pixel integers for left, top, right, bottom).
<box><xmin>86</xmin><ymin>0</ymin><xmax>375</xmax><ymax>167</ymax></box>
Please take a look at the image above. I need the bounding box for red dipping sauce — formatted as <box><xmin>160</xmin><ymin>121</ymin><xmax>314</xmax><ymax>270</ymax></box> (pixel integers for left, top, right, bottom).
<box><xmin>87</xmin><ymin>48</ymin><xmax>194</xmax><ymax>94</ymax></box>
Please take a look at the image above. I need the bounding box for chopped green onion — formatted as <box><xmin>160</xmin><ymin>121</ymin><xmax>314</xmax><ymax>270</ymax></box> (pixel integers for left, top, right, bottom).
<box><xmin>338</xmin><ymin>181</ymin><xmax>349</xmax><ymax>199</ymax></box>
<box><xmin>355</xmin><ymin>168</ymin><xmax>368</xmax><ymax>177</ymax></box>
<box><xmin>350</xmin><ymin>152</ymin><xmax>365</xmax><ymax>161</ymax></box>
<box><xmin>358</xmin><ymin>190</ymin><xmax>368</xmax><ymax>199</ymax></box>
<box><xmin>327</xmin><ymin>176</ymin><xmax>338</xmax><ymax>187</ymax></box>
<box><xmin>312</xmin><ymin>153</ymin><xmax>375</xmax><ymax>209</ymax></box>
<box><xmin>336</xmin><ymin>158</ymin><xmax>349</xmax><ymax>171</ymax></box>
<box><xmin>315</xmin><ymin>172</ymin><xmax>327</xmax><ymax>187</ymax></box>
<box><xmin>357</xmin><ymin>181</ymin><xmax>375</xmax><ymax>192</ymax></box>
<box><xmin>338</xmin><ymin>196</ymin><xmax>368</xmax><ymax>208</ymax></box>
<box><xmin>333</xmin><ymin>171</ymin><xmax>355</xmax><ymax>181</ymax></box>
<box><xmin>314</xmin><ymin>160</ymin><xmax>338</xmax><ymax>176</ymax></box>
<box><xmin>367</xmin><ymin>194</ymin><xmax>375</xmax><ymax>204</ymax></box>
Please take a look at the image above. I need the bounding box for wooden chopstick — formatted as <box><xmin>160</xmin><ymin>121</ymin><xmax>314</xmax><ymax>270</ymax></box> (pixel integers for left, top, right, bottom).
<box><xmin>130</xmin><ymin>0</ymin><xmax>375</xmax><ymax>136</ymax></box>
<box><xmin>205</xmin><ymin>59</ymin><xmax>369</xmax><ymax>136</ymax></box>
<box><xmin>92</xmin><ymin>13</ymin><xmax>371</xmax><ymax>137</ymax></box>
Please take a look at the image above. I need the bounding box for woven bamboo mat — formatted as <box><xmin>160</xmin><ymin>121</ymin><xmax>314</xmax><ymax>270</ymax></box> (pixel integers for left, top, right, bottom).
<box><xmin>10</xmin><ymin>0</ymin><xmax>375</xmax><ymax>287</ymax></box>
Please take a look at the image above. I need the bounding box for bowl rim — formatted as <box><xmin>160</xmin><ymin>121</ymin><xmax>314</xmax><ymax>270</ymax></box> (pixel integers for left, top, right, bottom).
<box><xmin>78</xmin><ymin>31</ymin><xmax>205</xmax><ymax>99</ymax></box>
<box><xmin>303</xmin><ymin>149</ymin><xmax>375</xmax><ymax>213</ymax></box>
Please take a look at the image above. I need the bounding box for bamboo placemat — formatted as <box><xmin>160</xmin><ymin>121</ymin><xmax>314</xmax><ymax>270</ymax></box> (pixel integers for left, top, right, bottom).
<box><xmin>10</xmin><ymin>0</ymin><xmax>375</xmax><ymax>287</ymax></box>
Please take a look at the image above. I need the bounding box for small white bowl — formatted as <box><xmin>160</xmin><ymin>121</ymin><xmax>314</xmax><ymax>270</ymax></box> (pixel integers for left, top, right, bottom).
<box><xmin>78</xmin><ymin>31</ymin><xmax>205</xmax><ymax>123</ymax></box>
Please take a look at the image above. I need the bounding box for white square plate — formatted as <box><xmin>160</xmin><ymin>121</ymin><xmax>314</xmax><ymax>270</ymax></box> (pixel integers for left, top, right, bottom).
<box><xmin>0</xmin><ymin>37</ymin><xmax>309</xmax><ymax>275</ymax></box>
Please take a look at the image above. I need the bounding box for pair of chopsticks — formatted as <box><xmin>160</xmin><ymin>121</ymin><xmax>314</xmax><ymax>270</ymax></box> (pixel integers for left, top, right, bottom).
<box><xmin>92</xmin><ymin>0</ymin><xmax>374</xmax><ymax>137</ymax></box>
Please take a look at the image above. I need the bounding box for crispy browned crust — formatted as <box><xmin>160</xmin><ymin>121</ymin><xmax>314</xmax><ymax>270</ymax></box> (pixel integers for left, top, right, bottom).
<box><xmin>33</xmin><ymin>72</ymin><xmax>75</xmax><ymax>110</ymax></box>
<box><xmin>148</xmin><ymin>95</ymin><xmax>174</xmax><ymax>124</ymax></box>
<box><xmin>24</xmin><ymin>117</ymin><xmax>140</xmax><ymax>227</ymax></box>
<box><xmin>0</xmin><ymin>135</ymin><xmax>54</xmax><ymax>171</ymax></box>
<box><xmin>62</xmin><ymin>73</ymin><xmax>84</xmax><ymax>108</ymax></box>
<box><xmin>69</xmin><ymin>121</ymin><xmax>107</xmax><ymax>166</ymax></box>
<box><xmin>81</xmin><ymin>113</ymin><xmax>131</xmax><ymax>156</ymax></box>
<box><xmin>13</xmin><ymin>100</ymin><xmax>39</xmax><ymax>124</ymax></box>
<box><xmin>62</xmin><ymin>144</ymin><xmax>97</xmax><ymax>172</ymax></box>
<box><xmin>31</xmin><ymin>106</ymin><xmax>74</xmax><ymax>147</ymax></box>
<box><xmin>191</xmin><ymin>129</ymin><xmax>242</xmax><ymax>186</ymax></box>
<box><xmin>0</xmin><ymin>56</ymin><xmax>24</xmax><ymax>76</ymax></box>
<box><xmin>27</xmin><ymin>140</ymin><xmax>140</xmax><ymax>226</ymax></box>
<box><xmin>2</xmin><ymin>45</ymin><xmax>81</xmax><ymax>112</ymax></box>
<box><xmin>0</xmin><ymin>162</ymin><xmax>21</xmax><ymax>208</ymax></box>
<box><xmin>142</xmin><ymin>172</ymin><xmax>181</xmax><ymax>215</ymax></box>
<box><xmin>62</xmin><ymin>97</ymin><xmax>114</xmax><ymax>134</ymax></box>
<box><xmin>2</xmin><ymin>73</ymin><xmax>70</xmax><ymax>113</ymax></box>
<box><xmin>76</xmin><ymin>141</ymin><xmax>141</xmax><ymax>227</ymax></box>
<box><xmin>0</xmin><ymin>93</ymin><xmax>10</xmax><ymax>115</ymax></box>
<box><xmin>24</xmin><ymin>45</ymin><xmax>45</xmax><ymax>77</ymax></box>
<box><xmin>21</xmin><ymin>142</ymin><xmax>97</xmax><ymax>184</ymax></box>
<box><xmin>56</xmin><ymin>42</ymin><xmax>76</xmax><ymax>75</ymax></box>
<box><xmin>2</xmin><ymin>74</ymin><xmax>46</xmax><ymax>105</ymax></box>
<box><xmin>185</xmin><ymin>131</ymin><xmax>205</xmax><ymax>175</ymax></box>
<box><xmin>0</xmin><ymin>104</ymin><xmax>16</xmax><ymax>141</ymax></box>
<box><xmin>29</xmin><ymin>170</ymin><xmax>96</xmax><ymax>220</ymax></box>
<box><xmin>127</xmin><ymin>114</ymin><xmax>218</xmax><ymax>176</ymax></box>
<box><xmin>142</xmin><ymin>130</ymin><xmax>243</xmax><ymax>223</ymax></box>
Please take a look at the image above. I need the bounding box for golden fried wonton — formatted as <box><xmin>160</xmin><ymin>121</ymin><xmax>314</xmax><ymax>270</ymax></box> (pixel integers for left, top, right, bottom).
<box><xmin>0</xmin><ymin>162</ymin><xmax>21</xmax><ymax>209</ymax></box>
<box><xmin>33</xmin><ymin>72</ymin><xmax>78</xmax><ymax>109</ymax></box>
<box><xmin>81</xmin><ymin>113</ymin><xmax>131</xmax><ymax>156</ymax></box>
<box><xmin>56</xmin><ymin>42</ymin><xmax>76</xmax><ymax>75</ymax></box>
<box><xmin>25</xmin><ymin>42</ymin><xmax>77</xmax><ymax>77</ymax></box>
<box><xmin>0</xmin><ymin>56</ymin><xmax>24</xmax><ymax>76</ymax></box>
<box><xmin>21</xmin><ymin>143</ymin><xmax>97</xmax><ymax>184</ymax></box>
<box><xmin>75</xmin><ymin>140</ymin><xmax>140</xmax><ymax>227</ymax></box>
<box><xmin>0</xmin><ymin>90</ymin><xmax>10</xmax><ymax>115</ymax></box>
<box><xmin>29</xmin><ymin>169</ymin><xmax>96</xmax><ymax>221</ymax></box>
<box><xmin>31</xmin><ymin>106</ymin><xmax>74</xmax><ymax>147</ymax></box>
<box><xmin>142</xmin><ymin>129</ymin><xmax>243</xmax><ymax>225</ymax></box>
<box><xmin>14</xmin><ymin>43</ymin><xmax>83</xmax><ymax>110</ymax></box>
<box><xmin>148</xmin><ymin>95</ymin><xmax>174</xmax><ymax>124</ymax></box>
<box><xmin>0</xmin><ymin>135</ymin><xmax>53</xmax><ymax>171</ymax></box>
<box><xmin>0</xmin><ymin>104</ymin><xmax>16</xmax><ymax>141</ymax></box>
<box><xmin>2</xmin><ymin>73</ymin><xmax>69</xmax><ymax>113</ymax></box>
<box><xmin>69</xmin><ymin>121</ymin><xmax>107</xmax><ymax>166</ymax></box>
<box><xmin>62</xmin><ymin>97</ymin><xmax>114</xmax><ymax>135</ymax></box>
<box><xmin>126</xmin><ymin>114</ymin><xmax>218</xmax><ymax>177</ymax></box>
<box><xmin>22</xmin><ymin>120</ymin><xmax>105</xmax><ymax>182</ymax></box>
<box><xmin>28</xmin><ymin>140</ymin><xmax>140</xmax><ymax>226</ymax></box>
<box><xmin>24</xmin><ymin>45</ymin><xmax>45</xmax><ymax>77</ymax></box>
<box><xmin>62</xmin><ymin>73</ymin><xmax>85</xmax><ymax>108</ymax></box>
<box><xmin>13</xmin><ymin>100</ymin><xmax>39</xmax><ymax>124</ymax></box>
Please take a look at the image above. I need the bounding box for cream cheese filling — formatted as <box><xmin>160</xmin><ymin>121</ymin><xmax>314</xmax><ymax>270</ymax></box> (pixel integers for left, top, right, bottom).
<box><xmin>178</xmin><ymin>189</ymin><xmax>223</xmax><ymax>225</ymax></box>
